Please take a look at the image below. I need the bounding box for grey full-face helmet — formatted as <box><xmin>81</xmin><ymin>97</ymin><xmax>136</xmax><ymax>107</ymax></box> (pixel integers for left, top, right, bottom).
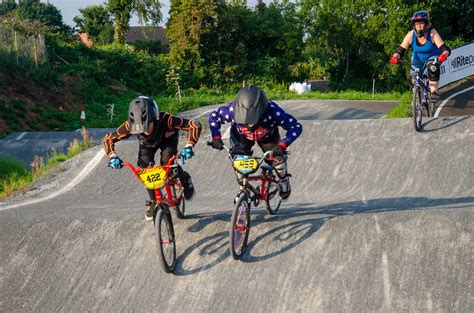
<box><xmin>234</xmin><ymin>85</ymin><xmax>268</xmax><ymax>125</ymax></box>
<box><xmin>127</xmin><ymin>96</ymin><xmax>160</xmax><ymax>135</ymax></box>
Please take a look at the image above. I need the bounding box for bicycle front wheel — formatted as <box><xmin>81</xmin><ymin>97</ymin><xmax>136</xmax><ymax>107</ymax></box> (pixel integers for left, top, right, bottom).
<box><xmin>173</xmin><ymin>183</ymin><xmax>186</xmax><ymax>219</ymax></box>
<box><xmin>265</xmin><ymin>180</ymin><xmax>281</xmax><ymax>215</ymax></box>
<box><xmin>230</xmin><ymin>192</ymin><xmax>251</xmax><ymax>260</ymax></box>
<box><xmin>155</xmin><ymin>205</ymin><xmax>176</xmax><ymax>273</ymax></box>
<box><xmin>427</xmin><ymin>99</ymin><xmax>436</xmax><ymax>117</ymax></box>
<box><xmin>412</xmin><ymin>87</ymin><xmax>423</xmax><ymax>132</ymax></box>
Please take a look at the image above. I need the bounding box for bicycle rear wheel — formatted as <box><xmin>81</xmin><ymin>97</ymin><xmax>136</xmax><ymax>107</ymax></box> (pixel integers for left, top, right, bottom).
<box><xmin>230</xmin><ymin>192</ymin><xmax>251</xmax><ymax>260</ymax></box>
<box><xmin>412</xmin><ymin>87</ymin><xmax>423</xmax><ymax>132</ymax></box>
<box><xmin>154</xmin><ymin>205</ymin><xmax>176</xmax><ymax>273</ymax></box>
<box><xmin>264</xmin><ymin>180</ymin><xmax>281</xmax><ymax>215</ymax></box>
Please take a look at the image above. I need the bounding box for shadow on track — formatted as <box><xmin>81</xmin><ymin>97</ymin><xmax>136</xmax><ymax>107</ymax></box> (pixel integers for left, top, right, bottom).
<box><xmin>422</xmin><ymin>116</ymin><xmax>470</xmax><ymax>132</ymax></box>
<box><xmin>174</xmin><ymin>196</ymin><xmax>474</xmax><ymax>275</ymax></box>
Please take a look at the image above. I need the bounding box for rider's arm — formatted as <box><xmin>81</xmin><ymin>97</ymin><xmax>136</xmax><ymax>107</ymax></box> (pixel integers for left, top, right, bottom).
<box><xmin>269</xmin><ymin>101</ymin><xmax>303</xmax><ymax>148</ymax></box>
<box><xmin>101</xmin><ymin>121</ymin><xmax>132</xmax><ymax>157</ymax></box>
<box><xmin>431</xmin><ymin>29</ymin><xmax>451</xmax><ymax>56</ymax></box>
<box><xmin>208</xmin><ymin>102</ymin><xmax>235</xmax><ymax>139</ymax></box>
<box><xmin>163</xmin><ymin>112</ymin><xmax>202</xmax><ymax>147</ymax></box>
<box><xmin>393</xmin><ymin>31</ymin><xmax>413</xmax><ymax>60</ymax></box>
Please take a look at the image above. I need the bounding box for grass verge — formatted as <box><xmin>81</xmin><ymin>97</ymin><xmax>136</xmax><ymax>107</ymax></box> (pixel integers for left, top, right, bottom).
<box><xmin>385</xmin><ymin>92</ymin><xmax>412</xmax><ymax>118</ymax></box>
<box><xmin>0</xmin><ymin>127</ymin><xmax>95</xmax><ymax>199</ymax></box>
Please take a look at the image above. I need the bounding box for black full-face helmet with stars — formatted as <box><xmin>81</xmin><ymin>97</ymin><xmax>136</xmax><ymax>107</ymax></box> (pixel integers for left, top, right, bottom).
<box><xmin>234</xmin><ymin>85</ymin><xmax>268</xmax><ymax>125</ymax></box>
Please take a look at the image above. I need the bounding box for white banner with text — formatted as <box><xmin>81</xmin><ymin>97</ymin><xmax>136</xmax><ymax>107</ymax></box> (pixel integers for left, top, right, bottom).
<box><xmin>439</xmin><ymin>43</ymin><xmax>474</xmax><ymax>87</ymax></box>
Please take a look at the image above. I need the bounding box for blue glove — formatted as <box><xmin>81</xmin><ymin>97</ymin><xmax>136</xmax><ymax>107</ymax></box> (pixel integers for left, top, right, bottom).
<box><xmin>180</xmin><ymin>146</ymin><xmax>194</xmax><ymax>164</ymax></box>
<box><xmin>108</xmin><ymin>155</ymin><xmax>123</xmax><ymax>169</ymax></box>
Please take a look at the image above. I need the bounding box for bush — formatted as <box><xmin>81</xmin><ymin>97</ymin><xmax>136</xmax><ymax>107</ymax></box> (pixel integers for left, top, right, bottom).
<box><xmin>0</xmin><ymin>157</ymin><xmax>33</xmax><ymax>196</ymax></box>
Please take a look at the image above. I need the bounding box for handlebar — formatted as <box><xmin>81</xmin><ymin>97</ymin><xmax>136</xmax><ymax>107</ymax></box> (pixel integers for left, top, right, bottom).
<box><xmin>393</xmin><ymin>56</ymin><xmax>440</xmax><ymax>68</ymax></box>
<box><xmin>121</xmin><ymin>154</ymin><xmax>180</xmax><ymax>182</ymax></box>
<box><xmin>206</xmin><ymin>141</ymin><xmax>287</xmax><ymax>161</ymax></box>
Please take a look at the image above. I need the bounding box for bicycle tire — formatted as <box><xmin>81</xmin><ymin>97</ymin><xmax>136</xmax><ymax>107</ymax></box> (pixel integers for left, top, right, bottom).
<box><xmin>155</xmin><ymin>205</ymin><xmax>176</xmax><ymax>273</ymax></box>
<box><xmin>428</xmin><ymin>99</ymin><xmax>436</xmax><ymax>117</ymax></box>
<box><xmin>173</xmin><ymin>183</ymin><xmax>186</xmax><ymax>219</ymax></box>
<box><xmin>412</xmin><ymin>87</ymin><xmax>423</xmax><ymax>132</ymax></box>
<box><xmin>264</xmin><ymin>179</ymin><xmax>281</xmax><ymax>215</ymax></box>
<box><xmin>230</xmin><ymin>192</ymin><xmax>251</xmax><ymax>260</ymax></box>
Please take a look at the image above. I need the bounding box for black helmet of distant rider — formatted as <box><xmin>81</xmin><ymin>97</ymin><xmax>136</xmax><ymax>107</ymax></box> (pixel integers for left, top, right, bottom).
<box><xmin>127</xmin><ymin>96</ymin><xmax>160</xmax><ymax>135</ymax></box>
<box><xmin>234</xmin><ymin>86</ymin><xmax>268</xmax><ymax>127</ymax></box>
<box><xmin>411</xmin><ymin>10</ymin><xmax>430</xmax><ymax>37</ymax></box>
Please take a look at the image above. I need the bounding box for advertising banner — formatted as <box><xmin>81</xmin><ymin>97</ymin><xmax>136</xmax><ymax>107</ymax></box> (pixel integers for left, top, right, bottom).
<box><xmin>439</xmin><ymin>43</ymin><xmax>474</xmax><ymax>87</ymax></box>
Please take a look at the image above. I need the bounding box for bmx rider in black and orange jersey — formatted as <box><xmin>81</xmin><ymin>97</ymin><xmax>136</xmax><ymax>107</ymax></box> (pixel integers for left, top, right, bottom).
<box><xmin>102</xmin><ymin>96</ymin><xmax>202</xmax><ymax>221</ymax></box>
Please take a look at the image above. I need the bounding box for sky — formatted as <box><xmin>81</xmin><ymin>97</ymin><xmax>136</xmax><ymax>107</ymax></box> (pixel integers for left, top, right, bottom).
<box><xmin>44</xmin><ymin>0</ymin><xmax>273</xmax><ymax>28</ymax></box>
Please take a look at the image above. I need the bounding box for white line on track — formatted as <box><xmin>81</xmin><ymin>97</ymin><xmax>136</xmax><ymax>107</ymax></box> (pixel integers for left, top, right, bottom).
<box><xmin>15</xmin><ymin>132</ymin><xmax>26</xmax><ymax>140</ymax></box>
<box><xmin>0</xmin><ymin>150</ymin><xmax>105</xmax><ymax>211</ymax></box>
<box><xmin>434</xmin><ymin>86</ymin><xmax>474</xmax><ymax>117</ymax></box>
<box><xmin>192</xmin><ymin>109</ymin><xmax>214</xmax><ymax>119</ymax></box>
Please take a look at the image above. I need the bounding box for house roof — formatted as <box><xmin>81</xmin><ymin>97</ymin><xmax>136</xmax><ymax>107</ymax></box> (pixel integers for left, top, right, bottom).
<box><xmin>125</xmin><ymin>26</ymin><xmax>169</xmax><ymax>46</ymax></box>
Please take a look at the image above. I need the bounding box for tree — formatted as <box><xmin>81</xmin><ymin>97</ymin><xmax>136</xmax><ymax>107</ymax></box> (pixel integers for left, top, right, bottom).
<box><xmin>0</xmin><ymin>0</ymin><xmax>16</xmax><ymax>17</ymax></box>
<box><xmin>0</xmin><ymin>10</ymin><xmax>47</xmax><ymax>38</ymax></box>
<box><xmin>16</xmin><ymin>0</ymin><xmax>69</xmax><ymax>34</ymax></box>
<box><xmin>107</xmin><ymin>0</ymin><xmax>162</xmax><ymax>45</ymax></box>
<box><xmin>166</xmin><ymin>0</ymin><xmax>220</xmax><ymax>73</ymax></box>
<box><xmin>74</xmin><ymin>5</ymin><xmax>114</xmax><ymax>45</ymax></box>
<box><xmin>166</xmin><ymin>0</ymin><xmax>303</xmax><ymax>85</ymax></box>
<box><xmin>299</xmin><ymin>0</ymin><xmax>472</xmax><ymax>91</ymax></box>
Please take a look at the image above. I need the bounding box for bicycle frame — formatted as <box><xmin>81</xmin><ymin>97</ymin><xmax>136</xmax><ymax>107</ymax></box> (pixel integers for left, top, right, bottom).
<box><xmin>412</xmin><ymin>57</ymin><xmax>438</xmax><ymax>107</ymax></box>
<box><xmin>220</xmin><ymin>145</ymin><xmax>281</xmax><ymax>205</ymax></box>
<box><xmin>412</xmin><ymin>62</ymin><xmax>431</xmax><ymax>107</ymax></box>
<box><xmin>122</xmin><ymin>155</ymin><xmax>181</xmax><ymax>208</ymax></box>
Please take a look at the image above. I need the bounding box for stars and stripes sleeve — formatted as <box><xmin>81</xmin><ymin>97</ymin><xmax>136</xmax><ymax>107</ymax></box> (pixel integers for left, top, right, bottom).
<box><xmin>101</xmin><ymin>121</ymin><xmax>132</xmax><ymax>158</ymax></box>
<box><xmin>208</xmin><ymin>102</ymin><xmax>235</xmax><ymax>138</ymax></box>
<box><xmin>163</xmin><ymin>112</ymin><xmax>202</xmax><ymax>147</ymax></box>
<box><xmin>270</xmin><ymin>101</ymin><xmax>303</xmax><ymax>147</ymax></box>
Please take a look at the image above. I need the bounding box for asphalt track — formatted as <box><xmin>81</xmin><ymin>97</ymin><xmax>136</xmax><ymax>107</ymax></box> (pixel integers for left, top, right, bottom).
<box><xmin>0</xmin><ymin>97</ymin><xmax>473</xmax><ymax>311</ymax></box>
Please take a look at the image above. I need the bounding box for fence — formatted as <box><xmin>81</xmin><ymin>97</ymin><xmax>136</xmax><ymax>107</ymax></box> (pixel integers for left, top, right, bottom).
<box><xmin>0</xmin><ymin>29</ymin><xmax>47</xmax><ymax>68</ymax></box>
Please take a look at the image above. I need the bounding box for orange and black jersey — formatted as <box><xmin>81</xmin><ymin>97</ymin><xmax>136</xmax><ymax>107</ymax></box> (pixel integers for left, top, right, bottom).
<box><xmin>102</xmin><ymin>112</ymin><xmax>202</xmax><ymax>157</ymax></box>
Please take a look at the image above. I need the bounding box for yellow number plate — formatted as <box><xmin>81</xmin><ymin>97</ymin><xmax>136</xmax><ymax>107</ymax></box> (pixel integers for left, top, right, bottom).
<box><xmin>233</xmin><ymin>156</ymin><xmax>258</xmax><ymax>174</ymax></box>
<box><xmin>139</xmin><ymin>167</ymin><xmax>167</xmax><ymax>189</ymax></box>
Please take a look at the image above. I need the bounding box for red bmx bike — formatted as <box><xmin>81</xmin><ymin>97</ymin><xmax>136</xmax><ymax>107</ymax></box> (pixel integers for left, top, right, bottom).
<box><xmin>208</xmin><ymin>143</ymin><xmax>284</xmax><ymax>260</ymax></box>
<box><xmin>122</xmin><ymin>155</ymin><xmax>186</xmax><ymax>273</ymax></box>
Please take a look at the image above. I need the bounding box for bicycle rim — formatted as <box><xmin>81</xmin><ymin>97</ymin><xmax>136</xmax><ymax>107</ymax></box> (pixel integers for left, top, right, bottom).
<box><xmin>155</xmin><ymin>206</ymin><xmax>176</xmax><ymax>273</ymax></box>
<box><xmin>412</xmin><ymin>87</ymin><xmax>423</xmax><ymax>131</ymax></box>
<box><xmin>265</xmin><ymin>180</ymin><xmax>281</xmax><ymax>215</ymax></box>
<box><xmin>230</xmin><ymin>192</ymin><xmax>250</xmax><ymax>260</ymax></box>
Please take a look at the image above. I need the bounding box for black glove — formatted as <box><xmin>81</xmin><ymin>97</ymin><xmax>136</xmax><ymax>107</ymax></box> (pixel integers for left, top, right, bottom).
<box><xmin>271</xmin><ymin>144</ymin><xmax>286</xmax><ymax>158</ymax></box>
<box><xmin>211</xmin><ymin>138</ymin><xmax>224</xmax><ymax>150</ymax></box>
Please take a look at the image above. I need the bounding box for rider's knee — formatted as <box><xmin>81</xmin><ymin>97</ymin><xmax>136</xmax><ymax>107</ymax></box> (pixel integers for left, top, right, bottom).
<box><xmin>273</xmin><ymin>158</ymin><xmax>288</xmax><ymax>178</ymax></box>
<box><xmin>428</xmin><ymin>63</ymin><xmax>440</xmax><ymax>81</ymax></box>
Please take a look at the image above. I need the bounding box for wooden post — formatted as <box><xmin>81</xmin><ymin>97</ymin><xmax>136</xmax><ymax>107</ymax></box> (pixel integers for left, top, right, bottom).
<box><xmin>14</xmin><ymin>31</ymin><xmax>19</xmax><ymax>65</ymax></box>
<box><xmin>33</xmin><ymin>36</ymin><xmax>38</xmax><ymax>68</ymax></box>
